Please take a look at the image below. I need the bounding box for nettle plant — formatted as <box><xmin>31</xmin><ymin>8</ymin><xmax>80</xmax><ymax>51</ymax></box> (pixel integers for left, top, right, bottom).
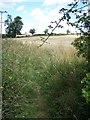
<box><xmin>40</xmin><ymin>0</ymin><xmax>90</xmax><ymax>102</ymax></box>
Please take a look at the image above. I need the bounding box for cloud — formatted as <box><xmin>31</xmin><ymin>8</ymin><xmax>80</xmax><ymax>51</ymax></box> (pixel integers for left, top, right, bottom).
<box><xmin>1</xmin><ymin>0</ymin><xmax>77</xmax><ymax>34</ymax></box>
<box><xmin>23</xmin><ymin>6</ymin><xmax>76</xmax><ymax>34</ymax></box>
<box><xmin>30</xmin><ymin>8</ymin><xmax>49</xmax><ymax>23</ymax></box>
<box><xmin>0</xmin><ymin>0</ymin><xmax>25</xmax><ymax>2</ymax></box>
<box><xmin>16</xmin><ymin>5</ymin><xmax>25</xmax><ymax>11</ymax></box>
<box><xmin>0</xmin><ymin>0</ymin><xmax>26</xmax><ymax>7</ymax></box>
<box><xmin>43</xmin><ymin>0</ymin><xmax>73</xmax><ymax>6</ymax></box>
<box><xmin>30</xmin><ymin>6</ymin><xmax>63</xmax><ymax>25</ymax></box>
<box><xmin>0</xmin><ymin>2</ymin><xmax>15</xmax><ymax>7</ymax></box>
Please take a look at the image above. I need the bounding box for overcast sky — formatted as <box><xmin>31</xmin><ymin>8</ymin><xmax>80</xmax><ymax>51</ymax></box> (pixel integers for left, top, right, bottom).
<box><xmin>0</xmin><ymin>0</ymin><xmax>88</xmax><ymax>34</ymax></box>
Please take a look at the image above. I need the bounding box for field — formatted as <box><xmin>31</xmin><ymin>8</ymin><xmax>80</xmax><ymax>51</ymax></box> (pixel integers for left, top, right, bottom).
<box><xmin>12</xmin><ymin>35</ymin><xmax>79</xmax><ymax>47</ymax></box>
<box><xmin>2</xmin><ymin>35</ymin><xmax>89</xmax><ymax>119</ymax></box>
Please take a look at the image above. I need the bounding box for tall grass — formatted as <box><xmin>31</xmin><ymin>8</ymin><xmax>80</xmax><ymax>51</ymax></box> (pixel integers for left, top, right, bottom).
<box><xmin>2</xmin><ymin>39</ymin><xmax>89</xmax><ymax>119</ymax></box>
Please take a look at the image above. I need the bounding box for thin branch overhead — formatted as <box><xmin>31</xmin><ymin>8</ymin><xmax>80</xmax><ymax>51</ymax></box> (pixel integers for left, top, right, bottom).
<box><xmin>38</xmin><ymin>1</ymin><xmax>90</xmax><ymax>48</ymax></box>
<box><xmin>38</xmin><ymin>2</ymin><xmax>78</xmax><ymax>47</ymax></box>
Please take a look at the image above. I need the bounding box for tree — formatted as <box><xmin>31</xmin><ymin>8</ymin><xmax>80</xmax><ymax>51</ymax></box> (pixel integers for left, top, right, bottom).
<box><xmin>43</xmin><ymin>29</ymin><xmax>48</xmax><ymax>35</ymax></box>
<box><xmin>55</xmin><ymin>2</ymin><xmax>90</xmax><ymax>103</ymax></box>
<box><xmin>66</xmin><ymin>29</ymin><xmax>70</xmax><ymax>34</ymax></box>
<box><xmin>58</xmin><ymin>2</ymin><xmax>90</xmax><ymax>103</ymax></box>
<box><xmin>29</xmin><ymin>28</ymin><xmax>36</xmax><ymax>35</ymax></box>
<box><xmin>39</xmin><ymin>1</ymin><xmax>90</xmax><ymax>104</ymax></box>
<box><xmin>5</xmin><ymin>15</ymin><xmax>23</xmax><ymax>38</ymax></box>
<box><xmin>39</xmin><ymin>1</ymin><xmax>90</xmax><ymax>70</ymax></box>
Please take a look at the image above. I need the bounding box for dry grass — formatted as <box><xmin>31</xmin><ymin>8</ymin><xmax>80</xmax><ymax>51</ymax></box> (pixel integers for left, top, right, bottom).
<box><xmin>6</xmin><ymin>35</ymin><xmax>79</xmax><ymax>60</ymax></box>
<box><xmin>2</xmin><ymin>36</ymin><xmax>87</xmax><ymax>118</ymax></box>
<box><xmin>7</xmin><ymin>35</ymin><xmax>79</xmax><ymax>47</ymax></box>
<box><xmin>5</xmin><ymin>35</ymin><xmax>81</xmax><ymax>65</ymax></box>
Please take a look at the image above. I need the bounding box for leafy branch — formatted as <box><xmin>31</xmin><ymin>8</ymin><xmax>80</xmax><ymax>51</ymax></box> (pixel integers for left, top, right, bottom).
<box><xmin>39</xmin><ymin>1</ymin><xmax>90</xmax><ymax>47</ymax></box>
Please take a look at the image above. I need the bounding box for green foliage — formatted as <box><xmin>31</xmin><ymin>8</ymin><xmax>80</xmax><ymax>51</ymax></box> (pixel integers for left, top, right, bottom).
<box><xmin>29</xmin><ymin>28</ymin><xmax>36</xmax><ymax>35</ymax></box>
<box><xmin>81</xmin><ymin>73</ymin><xmax>90</xmax><ymax>103</ymax></box>
<box><xmin>5</xmin><ymin>15</ymin><xmax>23</xmax><ymax>38</ymax></box>
<box><xmin>2</xmin><ymin>40</ymin><xmax>89</xmax><ymax>119</ymax></box>
<box><xmin>58</xmin><ymin>1</ymin><xmax>90</xmax><ymax>104</ymax></box>
<box><xmin>68</xmin><ymin>2</ymin><xmax>90</xmax><ymax>103</ymax></box>
<box><xmin>71</xmin><ymin>36</ymin><xmax>88</xmax><ymax>59</ymax></box>
<box><xmin>2</xmin><ymin>40</ymin><xmax>41</xmax><ymax>118</ymax></box>
<box><xmin>2</xmin><ymin>1</ymin><xmax>90</xmax><ymax>118</ymax></box>
<box><xmin>38</xmin><ymin>58</ymin><xmax>89</xmax><ymax>119</ymax></box>
<box><xmin>43</xmin><ymin>29</ymin><xmax>49</xmax><ymax>35</ymax></box>
<box><xmin>2</xmin><ymin>34</ymin><xmax>7</xmax><ymax>38</ymax></box>
<box><xmin>72</xmin><ymin>35</ymin><xmax>90</xmax><ymax>72</ymax></box>
<box><xmin>66</xmin><ymin>29</ymin><xmax>70</xmax><ymax>34</ymax></box>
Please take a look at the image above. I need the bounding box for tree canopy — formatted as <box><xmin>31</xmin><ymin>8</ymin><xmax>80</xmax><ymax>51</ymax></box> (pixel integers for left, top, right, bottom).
<box><xmin>66</xmin><ymin>29</ymin><xmax>70</xmax><ymax>34</ymax></box>
<box><xmin>29</xmin><ymin>28</ymin><xmax>36</xmax><ymax>35</ymax></box>
<box><xmin>5</xmin><ymin>15</ymin><xmax>23</xmax><ymax>38</ymax></box>
<box><xmin>43</xmin><ymin>29</ymin><xmax>49</xmax><ymax>35</ymax></box>
<box><xmin>39</xmin><ymin>1</ymin><xmax>90</xmax><ymax>103</ymax></box>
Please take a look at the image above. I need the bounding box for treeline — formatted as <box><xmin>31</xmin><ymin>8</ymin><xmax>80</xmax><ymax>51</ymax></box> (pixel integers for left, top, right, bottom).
<box><xmin>2</xmin><ymin>33</ymin><xmax>76</xmax><ymax>38</ymax></box>
<box><xmin>3</xmin><ymin>15</ymin><xmax>76</xmax><ymax>38</ymax></box>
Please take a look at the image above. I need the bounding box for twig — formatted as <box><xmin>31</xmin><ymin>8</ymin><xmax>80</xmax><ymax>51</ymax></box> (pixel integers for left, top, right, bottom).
<box><xmin>73</xmin><ymin>114</ymin><xmax>78</xmax><ymax>120</ymax></box>
<box><xmin>38</xmin><ymin>1</ymin><xmax>90</xmax><ymax>47</ymax></box>
<box><xmin>38</xmin><ymin>2</ymin><xmax>78</xmax><ymax>48</ymax></box>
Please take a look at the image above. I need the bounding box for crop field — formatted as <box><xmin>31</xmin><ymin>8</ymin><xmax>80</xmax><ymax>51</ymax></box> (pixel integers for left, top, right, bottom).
<box><xmin>2</xmin><ymin>35</ymin><xmax>89</xmax><ymax>119</ymax></box>
<box><xmin>12</xmin><ymin>35</ymin><xmax>79</xmax><ymax>47</ymax></box>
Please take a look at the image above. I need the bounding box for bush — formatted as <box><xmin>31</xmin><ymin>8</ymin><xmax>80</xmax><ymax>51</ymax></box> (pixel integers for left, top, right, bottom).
<box><xmin>81</xmin><ymin>73</ymin><xmax>90</xmax><ymax>103</ymax></box>
<box><xmin>2</xmin><ymin>34</ymin><xmax>7</xmax><ymax>38</ymax></box>
<box><xmin>71</xmin><ymin>36</ymin><xmax>88</xmax><ymax>59</ymax></box>
<box><xmin>72</xmin><ymin>35</ymin><xmax>90</xmax><ymax>107</ymax></box>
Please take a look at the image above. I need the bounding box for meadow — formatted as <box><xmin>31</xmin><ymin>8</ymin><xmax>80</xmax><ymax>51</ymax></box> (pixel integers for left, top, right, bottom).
<box><xmin>2</xmin><ymin>35</ymin><xmax>89</xmax><ymax>119</ymax></box>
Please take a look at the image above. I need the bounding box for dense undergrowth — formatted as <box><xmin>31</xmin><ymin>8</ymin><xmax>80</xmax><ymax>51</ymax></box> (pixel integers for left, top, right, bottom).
<box><xmin>2</xmin><ymin>40</ymin><xmax>90</xmax><ymax>119</ymax></box>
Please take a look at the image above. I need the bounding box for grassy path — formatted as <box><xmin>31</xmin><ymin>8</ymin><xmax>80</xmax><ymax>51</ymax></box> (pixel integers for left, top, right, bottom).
<box><xmin>3</xmin><ymin>38</ymin><xmax>88</xmax><ymax>119</ymax></box>
<box><xmin>34</xmin><ymin>82</ymin><xmax>48</xmax><ymax>118</ymax></box>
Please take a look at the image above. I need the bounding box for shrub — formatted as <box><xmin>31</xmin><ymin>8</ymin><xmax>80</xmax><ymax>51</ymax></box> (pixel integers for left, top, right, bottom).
<box><xmin>81</xmin><ymin>73</ymin><xmax>90</xmax><ymax>103</ymax></box>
